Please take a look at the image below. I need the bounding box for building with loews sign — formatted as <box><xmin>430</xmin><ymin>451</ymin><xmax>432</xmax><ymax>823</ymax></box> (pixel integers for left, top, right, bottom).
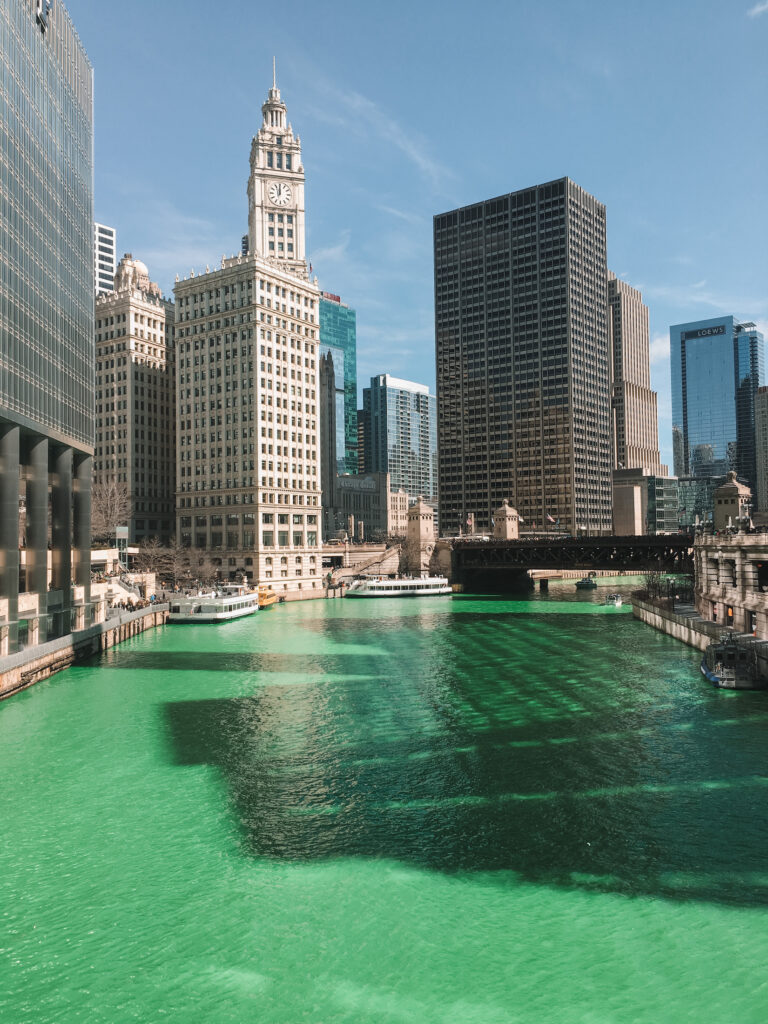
<box><xmin>174</xmin><ymin>73</ymin><xmax>322</xmax><ymax>595</ymax></box>
<box><xmin>671</xmin><ymin>316</ymin><xmax>765</xmax><ymax>490</ymax></box>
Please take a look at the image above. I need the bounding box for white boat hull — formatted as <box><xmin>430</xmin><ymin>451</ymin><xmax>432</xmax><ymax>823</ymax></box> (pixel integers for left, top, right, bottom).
<box><xmin>346</xmin><ymin>577</ymin><xmax>452</xmax><ymax>598</ymax></box>
<box><xmin>168</xmin><ymin>589</ymin><xmax>259</xmax><ymax>623</ymax></box>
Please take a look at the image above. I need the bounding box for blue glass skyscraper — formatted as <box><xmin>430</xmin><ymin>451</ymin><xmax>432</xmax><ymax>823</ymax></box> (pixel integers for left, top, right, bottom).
<box><xmin>671</xmin><ymin>316</ymin><xmax>765</xmax><ymax>488</ymax></box>
<box><xmin>319</xmin><ymin>293</ymin><xmax>357</xmax><ymax>475</ymax></box>
<box><xmin>362</xmin><ymin>375</ymin><xmax>437</xmax><ymax>510</ymax></box>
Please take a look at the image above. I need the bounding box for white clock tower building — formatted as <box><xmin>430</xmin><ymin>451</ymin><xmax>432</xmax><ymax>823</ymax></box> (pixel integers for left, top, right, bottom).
<box><xmin>174</xmin><ymin>70</ymin><xmax>323</xmax><ymax>598</ymax></box>
<box><xmin>247</xmin><ymin>70</ymin><xmax>307</xmax><ymax>277</ymax></box>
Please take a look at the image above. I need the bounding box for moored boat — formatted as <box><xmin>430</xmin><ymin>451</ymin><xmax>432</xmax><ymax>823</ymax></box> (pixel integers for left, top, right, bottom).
<box><xmin>345</xmin><ymin>576</ymin><xmax>452</xmax><ymax>598</ymax></box>
<box><xmin>257</xmin><ymin>584</ymin><xmax>278</xmax><ymax>609</ymax></box>
<box><xmin>575</xmin><ymin>576</ymin><xmax>598</xmax><ymax>590</ymax></box>
<box><xmin>168</xmin><ymin>584</ymin><xmax>259</xmax><ymax>623</ymax></box>
<box><xmin>700</xmin><ymin>631</ymin><xmax>766</xmax><ymax>690</ymax></box>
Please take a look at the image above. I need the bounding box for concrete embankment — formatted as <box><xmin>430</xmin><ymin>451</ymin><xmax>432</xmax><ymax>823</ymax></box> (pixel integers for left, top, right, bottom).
<box><xmin>631</xmin><ymin>594</ymin><xmax>720</xmax><ymax>652</ymax></box>
<box><xmin>0</xmin><ymin>605</ymin><xmax>169</xmax><ymax>701</ymax></box>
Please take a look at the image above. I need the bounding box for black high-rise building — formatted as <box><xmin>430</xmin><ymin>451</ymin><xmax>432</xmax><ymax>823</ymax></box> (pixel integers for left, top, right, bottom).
<box><xmin>434</xmin><ymin>177</ymin><xmax>612</xmax><ymax>536</ymax></box>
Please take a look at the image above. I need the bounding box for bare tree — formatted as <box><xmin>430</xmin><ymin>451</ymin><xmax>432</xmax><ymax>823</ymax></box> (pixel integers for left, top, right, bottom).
<box><xmin>163</xmin><ymin>539</ymin><xmax>193</xmax><ymax>586</ymax></box>
<box><xmin>193</xmin><ymin>549</ymin><xmax>220</xmax><ymax>586</ymax></box>
<box><xmin>134</xmin><ymin>536</ymin><xmax>165</xmax><ymax>574</ymax></box>
<box><xmin>91</xmin><ymin>479</ymin><xmax>132</xmax><ymax>544</ymax></box>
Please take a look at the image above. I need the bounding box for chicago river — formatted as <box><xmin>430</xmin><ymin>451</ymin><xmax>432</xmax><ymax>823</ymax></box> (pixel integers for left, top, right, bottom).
<box><xmin>2</xmin><ymin>584</ymin><xmax>768</xmax><ymax>1023</ymax></box>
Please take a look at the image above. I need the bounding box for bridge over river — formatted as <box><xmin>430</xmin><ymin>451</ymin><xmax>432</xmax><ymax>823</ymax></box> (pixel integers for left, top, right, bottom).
<box><xmin>450</xmin><ymin>534</ymin><xmax>694</xmax><ymax>591</ymax></box>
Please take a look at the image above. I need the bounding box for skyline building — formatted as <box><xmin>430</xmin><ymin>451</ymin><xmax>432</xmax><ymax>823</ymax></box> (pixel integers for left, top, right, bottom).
<box><xmin>361</xmin><ymin>374</ymin><xmax>437</xmax><ymax>512</ymax></box>
<box><xmin>95</xmin><ymin>222</ymin><xmax>116</xmax><ymax>294</ymax></box>
<box><xmin>95</xmin><ymin>255</ymin><xmax>176</xmax><ymax>544</ymax></box>
<box><xmin>174</xmin><ymin>76</ymin><xmax>322</xmax><ymax>594</ymax></box>
<box><xmin>607</xmin><ymin>272</ymin><xmax>665</xmax><ymax>474</ymax></box>
<box><xmin>319</xmin><ymin>292</ymin><xmax>357</xmax><ymax>476</ymax></box>
<box><xmin>671</xmin><ymin>316</ymin><xmax>765</xmax><ymax>489</ymax></box>
<box><xmin>0</xmin><ymin>0</ymin><xmax>94</xmax><ymax>652</ymax></box>
<box><xmin>434</xmin><ymin>177</ymin><xmax>612</xmax><ymax>536</ymax></box>
<box><xmin>755</xmin><ymin>386</ymin><xmax>768</xmax><ymax>515</ymax></box>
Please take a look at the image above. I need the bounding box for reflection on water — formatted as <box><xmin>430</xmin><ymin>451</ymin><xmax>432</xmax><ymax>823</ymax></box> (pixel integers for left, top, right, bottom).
<box><xmin>165</xmin><ymin>608</ymin><xmax>768</xmax><ymax>906</ymax></box>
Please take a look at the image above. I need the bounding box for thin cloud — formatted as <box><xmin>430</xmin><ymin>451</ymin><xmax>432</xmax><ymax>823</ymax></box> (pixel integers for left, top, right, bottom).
<box><xmin>747</xmin><ymin>1</ymin><xmax>768</xmax><ymax>16</ymax></box>
<box><xmin>310</xmin><ymin>229</ymin><xmax>352</xmax><ymax>265</ymax></box>
<box><xmin>649</xmin><ymin>332</ymin><xmax>670</xmax><ymax>366</ymax></box>
<box><xmin>312</xmin><ymin>81</ymin><xmax>450</xmax><ymax>191</ymax></box>
<box><xmin>377</xmin><ymin>205</ymin><xmax>425</xmax><ymax>227</ymax></box>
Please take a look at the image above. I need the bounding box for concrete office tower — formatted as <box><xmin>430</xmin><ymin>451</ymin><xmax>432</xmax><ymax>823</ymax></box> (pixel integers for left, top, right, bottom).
<box><xmin>671</xmin><ymin>316</ymin><xmax>765</xmax><ymax>488</ymax></box>
<box><xmin>95</xmin><ymin>256</ymin><xmax>176</xmax><ymax>544</ymax></box>
<box><xmin>319</xmin><ymin>292</ymin><xmax>357</xmax><ymax>475</ymax></box>
<box><xmin>319</xmin><ymin>350</ymin><xmax>338</xmax><ymax>539</ymax></box>
<box><xmin>608</xmin><ymin>273</ymin><xmax>665</xmax><ymax>474</ymax></box>
<box><xmin>755</xmin><ymin>387</ymin><xmax>768</xmax><ymax>515</ymax></box>
<box><xmin>356</xmin><ymin>409</ymin><xmax>366</xmax><ymax>474</ymax></box>
<box><xmin>95</xmin><ymin>223</ymin><xmax>117</xmax><ymax>294</ymax></box>
<box><xmin>0</xmin><ymin>0</ymin><xmax>94</xmax><ymax>653</ymax></box>
<box><xmin>175</xmin><ymin>75</ymin><xmax>322</xmax><ymax>594</ymax></box>
<box><xmin>361</xmin><ymin>375</ymin><xmax>438</xmax><ymax>513</ymax></box>
<box><xmin>434</xmin><ymin>178</ymin><xmax>612</xmax><ymax>537</ymax></box>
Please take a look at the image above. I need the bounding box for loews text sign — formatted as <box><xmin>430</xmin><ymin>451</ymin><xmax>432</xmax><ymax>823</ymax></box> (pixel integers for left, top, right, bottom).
<box><xmin>683</xmin><ymin>325</ymin><xmax>726</xmax><ymax>340</ymax></box>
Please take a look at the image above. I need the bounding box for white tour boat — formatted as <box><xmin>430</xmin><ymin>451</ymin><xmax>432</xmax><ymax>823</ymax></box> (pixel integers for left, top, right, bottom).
<box><xmin>345</xmin><ymin>576</ymin><xmax>453</xmax><ymax>598</ymax></box>
<box><xmin>167</xmin><ymin>584</ymin><xmax>259</xmax><ymax>623</ymax></box>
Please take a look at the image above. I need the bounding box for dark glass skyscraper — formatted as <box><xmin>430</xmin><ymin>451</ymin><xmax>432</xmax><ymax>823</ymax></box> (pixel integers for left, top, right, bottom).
<box><xmin>319</xmin><ymin>293</ymin><xmax>357</xmax><ymax>475</ymax></box>
<box><xmin>434</xmin><ymin>178</ymin><xmax>612</xmax><ymax>536</ymax></box>
<box><xmin>671</xmin><ymin>316</ymin><xmax>765</xmax><ymax>488</ymax></box>
<box><xmin>0</xmin><ymin>0</ymin><xmax>94</xmax><ymax>651</ymax></box>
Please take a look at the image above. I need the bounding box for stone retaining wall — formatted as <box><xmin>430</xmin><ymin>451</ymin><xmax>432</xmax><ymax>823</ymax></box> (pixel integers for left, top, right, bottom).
<box><xmin>631</xmin><ymin>595</ymin><xmax>720</xmax><ymax>652</ymax></box>
<box><xmin>0</xmin><ymin>605</ymin><xmax>169</xmax><ymax>701</ymax></box>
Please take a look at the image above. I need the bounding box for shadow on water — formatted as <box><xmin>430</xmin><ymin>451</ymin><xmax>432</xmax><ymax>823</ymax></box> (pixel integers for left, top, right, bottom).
<box><xmin>159</xmin><ymin>613</ymin><xmax>768</xmax><ymax>908</ymax></box>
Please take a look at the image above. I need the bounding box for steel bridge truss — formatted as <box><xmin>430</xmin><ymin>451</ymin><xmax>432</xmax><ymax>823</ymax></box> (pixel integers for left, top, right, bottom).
<box><xmin>453</xmin><ymin>535</ymin><xmax>694</xmax><ymax>577</ymax></box>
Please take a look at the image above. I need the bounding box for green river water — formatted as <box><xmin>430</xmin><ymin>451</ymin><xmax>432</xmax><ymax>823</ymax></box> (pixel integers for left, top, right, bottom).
<box><xmin>2</xmin><ymin>580</ymin><xmax>768</xmax><ymax>1023</ymax></box>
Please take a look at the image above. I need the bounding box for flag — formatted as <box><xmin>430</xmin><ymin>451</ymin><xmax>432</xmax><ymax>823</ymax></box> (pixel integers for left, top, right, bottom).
<box><xmin>518</xmin><ymin>516</ymin><xmax>525</xmax><ymax>523</ymax></box>
<box><xmin>546</xmin><ymin>513</ymin><xmax>555</xmax><ymax>523</ymax></box>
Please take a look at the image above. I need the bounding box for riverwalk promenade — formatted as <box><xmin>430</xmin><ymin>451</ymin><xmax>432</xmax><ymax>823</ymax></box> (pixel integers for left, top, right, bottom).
<box><xmin>0</xmin><ymin>604</ymin><xmax>169</xmax><ymax>700</ymax></box>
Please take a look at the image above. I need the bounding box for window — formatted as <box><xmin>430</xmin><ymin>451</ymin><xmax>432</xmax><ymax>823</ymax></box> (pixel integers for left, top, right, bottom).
<box><xmin>278</xmin><ymin>531</ymin><xmax>289</xmax><ymax>547</ymax></box>
<box><xmin>293</xmin><ymin>532</ymin><xmax>303</xmax><ymax>546</ymax></box>
<box><xmin>267</xmin><ymin>152</ymin><xmax>273</xmax><ymax>168</ymax></box>
<box><xmin>262</xmin><ymin>531</ymin><xmax>274</xmax><ymax>546</ymax></box>
<box><xmin>278</xmin><ymin>513</ymin><xmax>289</xmax><ymax>524</ymax></box>
<box><xmin>262</xmin><ymin>513</ymin><xmax>273</xmax><ymax>524</ymax></box>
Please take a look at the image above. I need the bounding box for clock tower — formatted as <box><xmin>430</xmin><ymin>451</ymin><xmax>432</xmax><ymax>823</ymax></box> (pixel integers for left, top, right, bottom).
<box><xmin>247</xmin><ymin>68</ymin><xmax>307</xmax><ymax>277</ymax></box>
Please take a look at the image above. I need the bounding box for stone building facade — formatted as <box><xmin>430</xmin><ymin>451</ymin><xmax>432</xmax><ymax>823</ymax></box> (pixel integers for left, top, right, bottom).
<box><xmin>95</xmin><ymin>255</ymin><xmax>176</xmax><ymax>543</ymax></box>
<box><xmin>695</xmin><ymin>531</ymin><xmax>768</xmax><ymax>637</ymax></box>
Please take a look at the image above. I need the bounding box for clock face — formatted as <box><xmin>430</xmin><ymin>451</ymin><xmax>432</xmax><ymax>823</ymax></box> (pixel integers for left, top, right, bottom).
<box><xmin>268</xmin><ymin>182</ymin><xmax>292</xmax><ymax>206</ymax></box>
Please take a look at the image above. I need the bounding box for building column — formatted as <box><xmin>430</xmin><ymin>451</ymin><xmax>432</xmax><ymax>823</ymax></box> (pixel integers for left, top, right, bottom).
<box><xmin>0</xmin><ymin>424</ymin><xmax>20</xmax><ymax>652</ymax></box>
<box><xmin>51</xmin><ymin>446</ymin><xmax>73</xmax><ymax>637</ymax></box>
<box><xmin>73</xmin><ymin>453</ymin><xmax>92</xmax><ymax>628</ymax></box>
<box><xmin>26</xmin><ymin>434</ymin><xmax>49</xmax><ymax>636</ymax></box>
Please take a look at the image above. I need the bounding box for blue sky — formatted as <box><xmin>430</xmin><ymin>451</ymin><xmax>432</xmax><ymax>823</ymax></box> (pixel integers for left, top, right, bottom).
<box><xmin>68</xmin><ymin>0</ymin><xmax>767</xmax><ymax>469</ymax></box>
